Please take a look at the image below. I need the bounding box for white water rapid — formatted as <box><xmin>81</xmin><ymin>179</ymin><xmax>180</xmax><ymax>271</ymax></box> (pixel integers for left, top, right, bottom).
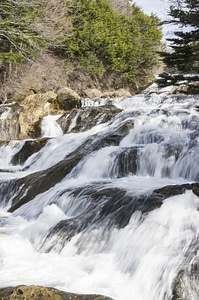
<box><xmin>0</xmin><ymin>84</ymin><xmax>199</xmax><ymax>300</ymax></box>
<box><xmin>41</xmin><ymin>115</ymin><xmax>63</xmax><ymax>137</ymax></box>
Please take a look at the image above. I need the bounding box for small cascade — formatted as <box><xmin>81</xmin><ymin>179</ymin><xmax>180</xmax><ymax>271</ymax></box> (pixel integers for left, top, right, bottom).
<box><xmin>41</xmin><ymin>115</ymin><xmax>63</xmax><ymax>137</ymax></box>
<box><xmin>0</xmin><ymin>140</ymin><xmax>25</xmax><ymax>170</ymax></box>
<box><xmin>0</xmin><ymin>85</ymin><xmax>199</xmax><ymax>299</ymax></box>
<box><xmin>57</xmin><ymin>105</ymin><xmax>122</xmax><ymax>134</ymax></box>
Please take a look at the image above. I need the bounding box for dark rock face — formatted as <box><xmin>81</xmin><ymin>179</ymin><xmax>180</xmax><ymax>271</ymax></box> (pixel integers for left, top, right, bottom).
<box><xmin>40</xmin><ymin>182</ymin><xmax>199</xmax><ymax>253</ymax></box>
<box><xmin>0</xmin><ymin>285</ymin><xmax>113</xmax><ymax>300</ymax></box>
<box><xmin>153</xmin><ymin>183</ymin><xmax>199</xmax><ymax>198</ymax></box>
<box><xmin>11</xmin><ymin>138</ymin><xmax>49</xmax><ymax>165</ymax></box>
<box><xmin>172</xmin><ymin>268</ymin><xmax>199</xmax><ymax>300</ymax></box>
<box><xmin>3</xmin><ymin>118</ymin><xmax>134</xmax><ymax>213</ymax></box>
<box><xmin>57</xmin><ymin>105</ymin><xmax>122</xmax><ymax>134</ymax></box>
<box><xmin>109</xmin><ymin>146</ymin><xmax>141</xmax><ymax>178</ymax></box>
<box><xmin>42</xmin><ymin>184</ymin><xmax>163</xmax><ymax>252</ymax></box>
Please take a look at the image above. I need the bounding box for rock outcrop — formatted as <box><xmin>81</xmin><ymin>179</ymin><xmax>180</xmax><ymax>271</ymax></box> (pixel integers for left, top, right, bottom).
<box><xmin>172</xmin><ymin>266</ymin><xmax>199</xmax><ymax>300</ymax></box>
<box><xmin>18</xmin><ymin>91</ymin><xmax>57</xmax><ymax>139</ymax></box>
<box><xmin>0</xmin><ymin>88</ymin><xmax>81</xmax><ymax>141</ymax></box>
<box><xmin>0</xmin><ymin>102</ymin><xmax>22</xmax><ymax>141</ymax></box>
<box><xmin>0</xmin><ymin>285</ymin><xmax>113</xmax><ymax>300</ymax></box>
<box><xmin>55</xmin><ymin>87</ymin><xmax>81</xmax><ymax>110</ymax></box>
<box><xmin>0</xmin><ymin>84</ymin><xmax>134</xmax><ymax>141</ymax></box>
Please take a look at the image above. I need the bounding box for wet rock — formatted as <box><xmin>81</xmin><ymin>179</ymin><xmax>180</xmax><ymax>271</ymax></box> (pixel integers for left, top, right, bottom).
<box><xmin>172</xmin><ymin>268</ymin><xmax>199</xmax><ymax>300</ymax></box>
<box><xmin>0</xmin><ymin>285</ymin><xmax>113</xmax><ymax>300</ymax></box>
<box><xmin>0</xmin><ymin>102</ymin><xmax>23</xmax><ymax>141</ymax></box>
<box><xmin>172</xmin><ymin>270</ymin><xmax>187</xmax><ymax>300</ymax></box>
<box><xmin>6</xmin><ymin>119</ymin><xmax>134</xmax><ymax>212</ymax></box>
<box><xmin>42</xmin><ymin>184</ymin><xmax>163</xmax><ymax>251</ymax></box>
<box><xmin>10</xmin><ymin>138</ymin><xmax>49</xmax><ymax>166</ymax></box>
<box><xmin>0</xmin><ymin>141</ymin><xmax>9</xmax><ymax>147</ymax></box>
<box><xmin>46</xmin><ymin>185</ymin><xmax>130</xmax><ymax>240</ymax></box>
<box><xmin>4</xmin><ymin>177</ymin><xmax>196</xmax><ymax>251</ymax></box>
<box><xmin>109</xmin><ymin>147</ymin><xmax>141</xmax><ymax>177</ymax></box>
<box><xmin>153</xmin><ymin>183</ymin><xmax>199</xmax><ymax>198</ymax></box>
<box><xmin>5</xmin><ymin>143</ymin><xmax>199</xmax><ymax>217</ymax></box>
<box><xmin>57</xmin><ymin>105</ymin><xmax>122</xmax><ymax>134</ymax></box>
<box><xmin>172</xmin><ymin>81</ymin><xmax>199</xmax><ymax>95</ymax></box>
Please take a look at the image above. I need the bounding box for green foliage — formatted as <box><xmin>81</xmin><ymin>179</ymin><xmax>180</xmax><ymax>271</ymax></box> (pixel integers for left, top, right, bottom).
<box><xmin>156</xmin><ymin>0</ymin><xmax>199</xmax><ymax>88</ymax></box>
<box><xmin>0</xmin><ymin>0</ymin><xmax>162</xmax><ymax>86</ymax></box>
<box><xmin>64</xmin><ymin>0</ymin><xmax>162</xmax><ymax>81</ymax></box>
<box><xmin>0</xmin><ymin>0</ymin><xmax>46</xmax><ymax>74</ymax></box>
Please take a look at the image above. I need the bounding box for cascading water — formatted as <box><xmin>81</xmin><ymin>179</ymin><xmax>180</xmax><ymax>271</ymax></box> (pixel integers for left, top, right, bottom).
<box><xmin>41</xmin><ymin>115</ymin><xmax>63</xmax><ymax>137</ymax></box>
<box><xmin>0</xmin><ymin>84</ymin><xmax>199</xmax><ymax>300</ymax></box>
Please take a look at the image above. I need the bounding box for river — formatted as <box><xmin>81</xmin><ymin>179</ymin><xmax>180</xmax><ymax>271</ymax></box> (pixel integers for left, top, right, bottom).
<box><xmin>0</xmin><ymin>84</ymin><xmax>199</xmax><ymax>299</ymax></box>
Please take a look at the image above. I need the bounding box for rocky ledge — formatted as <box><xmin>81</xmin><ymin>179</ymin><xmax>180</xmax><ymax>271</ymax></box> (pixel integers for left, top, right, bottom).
<box><xmin>0</xmin><ymin>86</ymin><xmax>130</xmax><ymax>141</ymax></box>
<box><xmin>0</xmin><ymin>285</ymin><xmax>113</xmax><ymax>300</ymax></box>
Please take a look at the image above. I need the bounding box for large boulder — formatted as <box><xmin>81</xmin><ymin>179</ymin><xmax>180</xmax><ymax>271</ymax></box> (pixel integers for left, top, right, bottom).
<box><xmin>19</xmin><ymin>91</ymin><xmax>57</xmax><ymax>139</ymax></box>
<box><xmin>55</xmin><ymin>87</ymin><xmax>81</xmax><ymax>110</ymax></box>
<box><xmin>84</xmin><ymin>88</ymin><xmax>102</xmax><ymax>98</ymax></box>
<box><xmin>0</xmin><ymin>91</ymin><xmax>63</xmax><ymax>141</ymax></box>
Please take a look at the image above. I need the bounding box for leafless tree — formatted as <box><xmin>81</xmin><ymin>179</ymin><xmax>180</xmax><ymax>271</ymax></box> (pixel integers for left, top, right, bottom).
<box><xmin>34</xmin><ymin>0</ymin><xmax>73</xmax><ymax>49</ymax></box>
<box><xmin>109</xmin><ymin>0</ymin><xmax>132</xmax><ymax>15</ymax></box>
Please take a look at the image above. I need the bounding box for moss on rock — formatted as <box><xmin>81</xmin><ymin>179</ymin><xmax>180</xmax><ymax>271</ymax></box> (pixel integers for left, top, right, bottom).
<box><xmin>0</xmin><ymin>286</ymin><xmax>113</xmax><ymax>300</ymax></box>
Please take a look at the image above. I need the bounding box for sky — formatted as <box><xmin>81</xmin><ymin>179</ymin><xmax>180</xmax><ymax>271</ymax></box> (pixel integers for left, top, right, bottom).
<box><xmin>134</xmin><ymin>0</ymin><xmax>169</xmax><ymax>18</ymax></box>
<box><xmin>134</xmin><ymin>0</ymin><xmax>175</xmax><ymax>42</ymax></box>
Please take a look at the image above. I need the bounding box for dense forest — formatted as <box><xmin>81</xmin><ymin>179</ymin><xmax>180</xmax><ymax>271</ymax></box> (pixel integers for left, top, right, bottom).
<box><xmin>0</xmin><ymin>0</ymin><xmax>162</xmax><ymax>99</ymax></box>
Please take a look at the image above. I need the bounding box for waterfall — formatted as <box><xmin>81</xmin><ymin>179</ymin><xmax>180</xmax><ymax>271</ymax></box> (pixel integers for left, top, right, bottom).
<box><xmin>0</xmin><ymin>84</ymin><xmax>199</xmax><ymax>300</ymax></box>
<box><xmin>41</xmin><ymin>115</ymin><xmax>63</xmax><ymax>137</ymax></box>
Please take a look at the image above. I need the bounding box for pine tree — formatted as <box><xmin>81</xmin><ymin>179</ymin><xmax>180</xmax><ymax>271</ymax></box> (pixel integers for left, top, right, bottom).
<box><xmin>65</xmin><ymin>0</ymin><xmax>162</xmax><ymax>81</ymax></box>
<box><xmin>157</xmin><ymin>0</ymin><xmax>199</xmax><ymax>90</ymax></box>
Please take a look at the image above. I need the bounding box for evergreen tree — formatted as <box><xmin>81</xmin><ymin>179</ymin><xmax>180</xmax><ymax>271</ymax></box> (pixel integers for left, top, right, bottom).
<box><xmin>0</xmin><ymin>0</ymin><xmax>162</xmax><ymax>90</ymax></box>
<box><xmin>157</xmin><ymin>0</ymin><xmax>199</xmax><ymax>89</ymax></box>
<box><xmin>65</xmin><ymin>0</ymin><xmax>162</xmax><ymax>82</ymax></box>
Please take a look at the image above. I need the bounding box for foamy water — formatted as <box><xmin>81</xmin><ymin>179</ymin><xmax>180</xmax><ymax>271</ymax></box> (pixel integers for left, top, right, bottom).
<box><xmin>0</xmin><ymin>84</ymin><xmax>199</xmax><ymax>299</ymax></box>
